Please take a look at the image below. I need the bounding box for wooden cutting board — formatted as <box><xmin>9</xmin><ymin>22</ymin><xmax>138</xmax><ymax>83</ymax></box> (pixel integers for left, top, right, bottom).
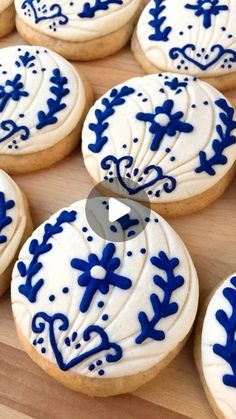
<box><xmin>0</xmin><ymin>30</ymin><xmax>235</xmax><ymax>419</ymax></box>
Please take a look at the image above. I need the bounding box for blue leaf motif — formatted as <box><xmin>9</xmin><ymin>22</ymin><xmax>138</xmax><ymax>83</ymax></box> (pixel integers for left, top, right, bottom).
<box><xmin>148</xmin><ymin>0</ymin><xmax>172</xmax><ymax>42</ymax></box>
<box><xmin>135</xmin><ymin>251</ymin><xmax>185</xmax><ymax>344</ymax></box>
<box><xmin>0</xmin><ymin>192</ymin><xmax>15</xmax><ymax>244</ymax></box>
<box><xmin>78</xmin><ymin>0</ymin><xmax>123</xmax><ymax>18</ymax></box>
<box><xmin>18</xmin><ymin>210</ymin><xmax>77</xmax><ymax>302</ymax></box>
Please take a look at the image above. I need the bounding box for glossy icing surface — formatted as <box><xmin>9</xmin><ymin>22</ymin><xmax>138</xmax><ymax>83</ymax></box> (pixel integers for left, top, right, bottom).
<box><xmin>0</xmin><ymin>170</ymin><xmax>26</xmax><ymax>275</ymax></box>
<box><xmin>136</xmin><ymin>0</ymin><xmax>236</xmax><ymax>77</ymax></box>
<box><xmin>201</xmin><ymin>274</ymin><xmax>236</xmax><ymax>419</ymax></box>
<box><xmin>82</xmin><ymin>73</ymin><xmax>236</xmax><ymax>203</ymax></box>
<box><xmin>15</xmin><ymin>0</ymin><xmax>141</xmax><ymax>42</ymax></box>
<box><xmin>0</xmin><ymin>45</ymin><xmax>85</xmax><ymax>155</ymax></box>
<box><xmin>11</xmin><ymin>198</ymin><xmax>198</xmax><ymax>379</ymax></box>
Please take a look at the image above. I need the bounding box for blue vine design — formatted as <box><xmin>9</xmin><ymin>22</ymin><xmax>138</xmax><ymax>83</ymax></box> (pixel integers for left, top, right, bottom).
<box><xmin>36</xmin><ymin>68</ymin><xmax>70</xmax><ymax>130</ymax></box>
<box><xmin>78</xmin><ymin>0</ymin><xmax>123</xmax><ymax>18</ymax></box>
<box><xmin>21</xmin><ymin>0</ymin><xmax>68</xmax><ymax>25</ymax></box>
<box><xmin>17</xmin><ymin>210</ymin><xmax>77</xmax><ymax>303</ymax></box>
<box><xmin>15</xmin><ymin>51</ymin><xmax>36</xmax><ymax>68</ymax></box>
<box><xmin>135</xmin><ymin>251</ymin><xmax>184</xmax><ymax>344</ymax></box>
<box><xmin>101</xmin><ymin>155</ymin><xmax>176</xmax><ymax>196</ymax></box>
<box><xmin>88</xmin><ymin>86</ymin><xmax>135</xmax><ymax>153</ymax></box>
<box><xmin>0</xmin><ymin>192</ymin><xmax>15</xmax><ymax>244</ymax></box>
<box><xmin>195</xmin><ymin>99</ymin><xmax>236</xmax><ymax>176</ymax></box>
<box><xmin>32</xmin><ymin>312</ymin><xmax>122</xmax><ymax>371</ymax></box>
<box><xmin>213</xmin><ymin>276</ymin><xmax>236</xmax><ymax>388</ymax></box>
<box><xmin>148</xmin><ymin>0</ymin><xmax>172</xmax><ymax>42</ymax></box>
<box><xmin>0</xmin><ymin>120</ymin><xmax>30</xmax><ymax>144</ymax></box>
<box><xmin>169</xmin><ymin>44</ymin><xmax>236</xmax><ymax>72</ymax></box>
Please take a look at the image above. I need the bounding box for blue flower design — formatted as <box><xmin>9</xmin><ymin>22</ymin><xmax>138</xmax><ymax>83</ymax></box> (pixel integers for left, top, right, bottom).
<box><xmin>136</xmin><ymin>99</ymin><xmax>193</xmax><ymax>151</ymax></box>
<box><xmin>0</xmin><ymin>74</ymin><xmax>29</xmax><ymax>112</ymax></box>
<box><xmin>164</xmin><ymin>77</ymin><xmax>188</xmax><ymax>94</ymax></box>
<box><xmin>71</xmin><ymin>243</ymin><xmax>132</xmax><ymax>313</ymax></box>
<box><xmin>185</xmin><ymin>0</ymin><xmax>228</xmax><ymax>29</ymax></box>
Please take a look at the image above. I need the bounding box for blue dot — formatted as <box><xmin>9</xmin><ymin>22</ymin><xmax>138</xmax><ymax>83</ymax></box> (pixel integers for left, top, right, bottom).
<box><xmin>140</xmin><ymin>248</ymin><xmax>146</xmax><ymax>254</ymax></box>
<box><xmin>128</xmin><ymin>230</ymin><xmax>135</xmax><ymax>238</ymax></box>
<box><xmin>102</xmin><ymin>314</ymin><xmax>108</xmax><ymax>321</ymax></box>
<box><xmin>191</xmin><ymin>104</ymin><xmax>196</xmax><ymax>108</ymax></box>
<box><xmin>133</xmin><ymin>138</ymin><xmax>138</xmax><ymax>143</ymax></box>
<box><xmin>204</xmin><ymin>101</ymin><xmax>209</xmax><ymax>105</ymax></box>
<box><xmin>177</xmin><ymin>65</ymin><xmax>181</xmax><ymax>70</ymax></box>
<box><xmin>96</xmin><ymin>360</ymin><xmax>102</xmax><ymax>366</ymax></box>
<box><xmin>122</xmin><ymin>144</ymin><xmax>127</xmax><ymax>149</ymax></box>
<box><xmin>98</xmin><ymin>301</ymin><xmax>104</xmax><ymax>308</ymax></box>
<box><xmin>110</xmin><ymin>225</ymin><xmax>117</xmax><ymax>233</ymax></box>
<box><xmin>221</xmin><ymin>26</ymin><xmax>226</xmax><ymax>31</ymax></box>
<box><xmin>154</xmin><ymin>218</ymin><xmax>159</xmax><ymax>223</ymax></box>
<box><xmin>19</xmin><ymin>113</ymin><xmax>24</xmax><ymax>118</ymax></box>
<box><xmin>170</xmin><ymin>156</ymin><xmax>176</xmax><ymax>162</ymax></box>
<box><xmin>179</xmin><ymin>31</ymin><xmax>183</xmax><ymax>35</ymax></box>
<box><xmin>49</xmin><ymin>295</ymin><xmax>55</xmax><ymax>302</ymax></box>
<box><xmin>38</xmin><ymin>337</ymin><xmax>44</xmax><ymax>344</ymax></box>
<box><xmin>137</xmin><ymin>92</ymin><xmax>142</xmax><ymax>97</ymax></box>
<box><xmin>102</xmin><ymin>201</ymin><xmax>107</xmax><ymax>205</ymax></box>
<box><xmin>145</xmin><ymin>217</ymin><xmax>150</xmax><ymax>222</ymax></box>
<box><xmin>75</xmin><ymin>343</ymin><xmax>81</xmax><ymax>349</ymax></box>
<box><xmin>104</xmin><ymin>176</ymin><xmax>108</xmax><ymax>180</ymax></box>
<box><xmin>41</xmin><ymin>348</ymin><xmax>46</xmax><ymax>354</ymax></box>
<box><xmin>142</xmin><ymin>98</ymin><xmax>148</xmax><ymax>102</ymax></box>
<box><xmin>148</xmin><ymin>191</ymin><xmax>152</xmax><ymax>195</ymax></box>
<box><xmin>127</xmin><ymin>251</ymin><xmax>132</xmax><ymax>256</ymax></box>
<box><xmin>87</xmin><ymin>236</ymin><xmax>93</xmax><ymax>242</ymax></box>
<box><xmin>228</xmin><ymin>34</ymin><xmax>233</xmax><ymax>39</ymax></box>
<box><xmin>98</xmin><ymin>369</ymin><xmax>105</xmax><ymax>376</ymax></box>
<box><xmin>188</xmin><ymin>25</ymin><xmax>192</xmax><ymax>29</ymax></box>
<box><xmin>165</xmin><ymin>148</ymin><xmax>171</xmax><ymax>153</ymax></box>
<box><xmin>33</xmin><ymin>339</ymin><xmax>37</xmax><ymax>346</ymax></box>
<box><xmin>62</xmin><ymin>287</ymin><xmax>69</xmax><ymax>294</ymax></box>
<box><xmin>180</xmin><ymin>60</ymin><xmax>185</xmax><ymax>64</ymax></box>
<box><xmin>109</xmin><ymin>178</ymin><xmax>113</xmax><ymax>183</ymax></box>
<box><xmin>82</xmin><ymin>227</ymin><xmax>88</xmax><ymax>232</ymax></box>
<box><xmin>159</xmin><ymin>88</ymin><xmax>165</xmax><ymax>93</ymax></box>
<box><xmin>89</xmin><ymin>364</ymin><xmax>95</xmax><ymax>371</ymax></box>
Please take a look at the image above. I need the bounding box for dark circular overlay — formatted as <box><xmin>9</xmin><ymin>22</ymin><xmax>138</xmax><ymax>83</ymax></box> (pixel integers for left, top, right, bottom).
<box><xmin>85</xmin><ymin>177</ymin><xmax>151</xmax><ymax>242</ymax></box>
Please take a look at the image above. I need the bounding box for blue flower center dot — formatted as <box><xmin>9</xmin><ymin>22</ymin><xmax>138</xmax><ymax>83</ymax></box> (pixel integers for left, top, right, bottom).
<box><xmin>98</xmin><ymin>369</ymin><xmax>105</xmax><ymax>376</ymax></box>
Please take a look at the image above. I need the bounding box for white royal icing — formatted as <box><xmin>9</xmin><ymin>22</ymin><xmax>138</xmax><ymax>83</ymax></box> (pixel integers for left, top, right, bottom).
<box><xmin>136</xmin><ymin>0</ymin><xmax>236</xmax><ymax>77</ymax></box>
<box><xmin>11</xmin><ymin>198</ymin><xmax>198</xmax><ymax>379</ymax></box>
<box><xmin>82</xmin><ymin>73</ymin><xmax>236</xmax><ymax>204</ymax></box>
<box><xmin>0</xmin><ymin>0</ymin><xmax>13</xmax><ymax>14</ymax></box>
<box><xmin>0</xmin><ymin>45</ymin><xmax>85</xmax><ymax>155</ymax></box>
<box><xmin>15</xmin><ymin>0</ymin><xmax>141</xmax><ymax>42</ymax></box>
<box><xmin>201</xmin><ymin>274</ymin><xmax>236</xmax><ymax>419</ymax></box>
<box><xmin>0</xmin><ymin>170</ymin><xmax>26</xmax><ymax>276</ymax></box>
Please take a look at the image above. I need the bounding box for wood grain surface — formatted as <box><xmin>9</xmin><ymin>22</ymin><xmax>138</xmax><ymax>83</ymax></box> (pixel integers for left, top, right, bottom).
<box><xmin>0</xmin><ymin>29</ymin><xmax>235</xmax><ymax>419</ymax></box>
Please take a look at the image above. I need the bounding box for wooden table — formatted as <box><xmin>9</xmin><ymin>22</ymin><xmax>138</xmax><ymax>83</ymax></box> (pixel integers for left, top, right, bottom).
<box><xmin>0</xmin><ymin>29</ymin><xmax>235</xmax><ymax>419</ymax></box>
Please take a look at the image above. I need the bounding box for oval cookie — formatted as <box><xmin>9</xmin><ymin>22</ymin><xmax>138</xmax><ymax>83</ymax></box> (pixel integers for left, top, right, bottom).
<box><xmin>0</xmin><ymin>45</ymin><xmax>91</xmax><ymax>174</ymax></box>
<box><xmin>14</xmin><ymin>0</ymin><xmax>141</xmax><ymax>60</ymax></box>
<box><xmin>195</xmin><ymin>274</ymin><xmax>236</xmax><ymax>419</ymax></box>
<box><xmin>133</xmin><ymin>0</ymin><xmax>236</xmax><ymax>90</ymax></box>
<box><xmin>82</xmin><ymin>73</ymin><xmax>236</xmax><ymax>217</ymax></box>
<box><xmin>0</xmin><ymin>169</ymin><xmax>32</xmax><ymax>295</ymax></box>
<box><xmin>0</xmin><ymin>1</ymin><xmax>15</xmax><ymax>38</ymax></box>
<box><xmin>11</xmin><ymin>198</ymin><xmax>198</xmax><ymax>396</ymax></box>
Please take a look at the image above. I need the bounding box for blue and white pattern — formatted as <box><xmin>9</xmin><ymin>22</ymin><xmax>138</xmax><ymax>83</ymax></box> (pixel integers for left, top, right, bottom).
<box><xmin>137</xmin><ymin>0</ymin><xmax>236</xmax><ymax>76</ymax></box>
<box><xmin>11</xmin><ymin>198</ymin><xmax>198</xmax><ymax>381</ymax></box>
<box><xmin>0</xmin><ymin>170</ymin><xmax>27</xmax><ymax>278</ymax></box>
<box><xmin>82</xmin><ymin>73</ymin><xmax>236</xmax><ymax>204</ymax></box>
<box><xmin>0</xmin><ymin>46</ymin><xmax>84</xmax><ymax>154</ymax></box>
<box><xmin>200</xmin><ymin>274</ymin><xmax>236</xmax><ymax>419</ymax></box>
<box><xmin>15</xmin><ymin>0</ymin><xmax>140</xmax><ymax>42</ymax></box>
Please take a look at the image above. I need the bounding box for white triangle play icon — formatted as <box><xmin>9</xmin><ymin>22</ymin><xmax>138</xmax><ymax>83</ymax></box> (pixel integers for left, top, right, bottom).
<box><xmin>108</xmin><ymin>198</ymin><xmax>131</xmax><ymax>223</ymax></box>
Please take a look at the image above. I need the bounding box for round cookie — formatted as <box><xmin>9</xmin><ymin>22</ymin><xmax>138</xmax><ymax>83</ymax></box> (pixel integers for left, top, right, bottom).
<box><xmin>132</xmin><ymin>0</ymin><xmax>236</xmax><ymax>91</ymax></box>
<box><xmin>14</xmin><ymin>0</ymin><xmax>142</xmax><ymax>61</ymax></box>
<box><xmin>82</xmin><ymin>73</ymin><xmax>236</xmax><ymax>218</ymax></box>
<box><xmin>0</xmin><ymin>170</ymin><xmax>32</xmax><ymax>296</ymax></box>
<box><xmin>195</xmin><ymin>274</ymin><xmax>236</xmax><ymax>419</ymax></box>
<box><xmin>0</xmin><ymin>45</ymin><xmax>93</xmax><ymax>174</ymax></box>
<box><xmin>0</xmin><ymin>1</ymin><xmax>15</xmax><ymax>38</ymax></box>
<box><xmin>11</xmin><ymin>198</ymin><xmax>199</xmax><ymax>396</ymax></box>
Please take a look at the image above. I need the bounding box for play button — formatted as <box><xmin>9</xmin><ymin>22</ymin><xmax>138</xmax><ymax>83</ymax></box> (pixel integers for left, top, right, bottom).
<box><xmin>108</xmin><ymin>198</ymin><xmax>130</xmax><ymax>223</ymax></box>
<box><xmin>85</xmin><ymin>177</ymin><xmax>151</xmax><ymax>242</ymax></box>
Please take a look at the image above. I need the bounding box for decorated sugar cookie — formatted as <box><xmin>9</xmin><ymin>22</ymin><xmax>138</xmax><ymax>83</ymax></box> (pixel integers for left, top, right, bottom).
<box><xmin>0</xmin><ymin>1</ymin><xmax>15</xmax><ymax>38</ymax></box>
<box><xmin>0</xmin><ymin>45</ymin><xmax>92</xmax><ymax>174</ymax></box>
<box><xmin>132</xmin><ymin>0</ymin><xmax>236</xmax><ymax>90</ymax></box>
<box><xmin>82</xmin><ymin>73</ymin><xmax>236</xmax><ymax>218</ymax></box>
<box><xmin>14</xmin><ymin>0</ymin><xmax>142</xmax><ymax>61</ymax></box>
<box><xmin>0</xmin><ymin>170</ymin><xmax>32</xmax><ymax>295</ymax></box>
<box><xmin>11</xmin><ymin>198</ymin><xmax>198</xmax><ymax>396</ymax></box>
<box><xmin>195</xmin><ymin>274</ymin><xmax>236</xmax><ymax>419</ymax></box>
